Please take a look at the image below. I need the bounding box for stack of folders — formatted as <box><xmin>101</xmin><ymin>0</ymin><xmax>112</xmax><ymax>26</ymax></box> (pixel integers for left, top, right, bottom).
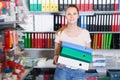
<box><xmin>58</xmin><ymin>41</ymin><xmax>93</xmax><ymax>70</ymax></box>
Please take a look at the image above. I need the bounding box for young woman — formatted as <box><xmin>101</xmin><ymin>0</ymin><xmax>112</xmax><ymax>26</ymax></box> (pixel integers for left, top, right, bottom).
<box><xmin>53</xmin><ymin>5</ymin><xmax>91</xmax><ymax>80</ymax></box>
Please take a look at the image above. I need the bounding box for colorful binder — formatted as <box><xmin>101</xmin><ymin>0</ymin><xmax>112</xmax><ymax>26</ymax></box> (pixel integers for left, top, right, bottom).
<box><xmin>58</xmin><ymin>56</ymin><xmax>90</xmax><ymax>70</ymax></box>
<box><xmin>61</xmin><ymin>41</ymin><xmax>93</xmax><ymax>63</ymax></box>
<box><xmin>61</xmin><ymin>46</ymin><xmax>92</xmax><ymax>63</ymax></box>
<box><xmin>29</xmin><ymin>0</ymin><xmax>34</xmax><ymax>11</ymax></box>
<box><xmin>62</xmin><ymin>41</ymin><xmax>93</xmax><ymax>54</ymax></box>
<box><xmin>37</xmin><ymin>0</ymin><xmax>42</xmax><ymax>11</ymax></box>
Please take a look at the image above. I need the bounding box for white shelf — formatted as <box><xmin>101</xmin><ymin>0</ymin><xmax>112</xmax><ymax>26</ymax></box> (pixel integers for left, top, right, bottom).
<box><xmin>34</xmin><ymin>66</ymin><xmax>56</xmax><ymax>68</ymax></box>
<box><xmin>29</xmin><ymin>11</ymin><xmax>120</xmax><ymax>15</ymax></box>
<box><xmin>34</xmin><ymin>59</ymin><xmax>56</xmax><ymax>68</ymax></box>
<box><xmin>90</xmin><ymin>31</ymin><xmax>120</xmax><ymax>34</ymax></box>
<box><xmin>23</xmin><ymin>31</ymin><xmax>55</xmax><ymax>33</ymax></box>
<box><xmin>24</xmin><ymin>48</ymin><xmax>54</xmax><ymax>51</ymax></box>
<box><xmin>25</xmin><ymin>48</ymin><xmax>119</xmax><ymax>51</ymax></box>
<box><xmin>29</xmin><ymin>11</ymin><xmax>64</xmax><ymax>14</ymax></box>
<box><xmin>0</xmin><ymin>21</ymin><xmax>24</xmax><ymax>25</ymax></box>
<box><xmin>92</xmin><ymin>49</ymin><xmax>120</xmax><ymax>55</ymax></box>
<box><xmin>22</xmin><ymin>31</ymin><xmax>120</xmax><ymax>33</ymax></box>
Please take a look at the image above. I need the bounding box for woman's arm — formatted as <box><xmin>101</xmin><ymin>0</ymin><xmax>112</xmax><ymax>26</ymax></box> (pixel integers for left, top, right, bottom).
<box><xmin>86</xmin><ymin>42</ymin><xmax>91</xmax><ymax>48</ymax></box>
<box><xmin>53</xmin><ymin>42</ymin><xmax>61</xmax><ymax>65</ymax></box>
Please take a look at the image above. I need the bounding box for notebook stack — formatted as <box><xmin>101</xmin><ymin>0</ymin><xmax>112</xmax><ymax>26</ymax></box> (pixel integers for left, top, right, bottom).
<box><xmin>58</xmin><ymin>41</ymin><xmax>93</xmax><ymax>70</ymax></box>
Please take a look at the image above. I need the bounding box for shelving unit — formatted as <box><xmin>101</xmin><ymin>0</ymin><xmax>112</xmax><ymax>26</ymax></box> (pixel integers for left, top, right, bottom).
<box><xmin>21</xmin><ymin>0</ymin><xmax>120</xmax><ymax>79</ymax></box>
<box><xmin>0</xmin><ymin>0</ymin><xmax>29</xmax><ymax>80</ymax></box>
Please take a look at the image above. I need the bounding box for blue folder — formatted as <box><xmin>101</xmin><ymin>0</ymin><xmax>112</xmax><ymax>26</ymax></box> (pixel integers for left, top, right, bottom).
<box><xmin>62</xmin><ymin>41</ymin><xmax>93</xmax><ymax>55</ymax></box>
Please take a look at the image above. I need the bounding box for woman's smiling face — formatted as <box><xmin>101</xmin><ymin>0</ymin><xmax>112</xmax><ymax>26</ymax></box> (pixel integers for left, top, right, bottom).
<box><xmin>65</xmin><ymin>7</ymin><xmax>79</xmax><ymax>25</ymax></box>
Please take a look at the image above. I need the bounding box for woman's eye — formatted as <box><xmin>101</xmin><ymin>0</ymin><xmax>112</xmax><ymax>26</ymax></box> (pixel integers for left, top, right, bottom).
<box><xmin>73</xmin><ymin>13</ymin><xmax>77</xmax><ymax>15</ymax></box>
<box><xmin>67</xmin><ymin>13</ymin><xmax>71</xmax><ymax>15</ymax></box>
<box><xmin>66</xmin><ymin>12</ymin><xmax>78</xmax><ymax>16</ymax></box>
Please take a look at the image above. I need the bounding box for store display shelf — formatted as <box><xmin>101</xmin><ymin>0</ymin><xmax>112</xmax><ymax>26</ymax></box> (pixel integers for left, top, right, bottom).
<box><xmin>90</xmin><ymin>31</ymin><xmax>120</xmax><ymax>34</ymax></box>
<box><xmin>29</xmin><ymin>11</ymin><xmax>64</xmax><ymax>14</ymax></box>
<box><xmin>93</xmin><ymin>49</ymin><xmax>120</xmax><ymax>55</ymax></box>
<box><xmin>34</xmin><ymin>66</ymin><xmax>56</xmax><ymax>68</ymax></box>
<box><xmin>0</xmin><ymin>21</ymin><xmax>24</xmax><ymax>25</ymax></box>
<box><xmin>24</xmin><ymin>48</ymin><xmax>54</xmax><ymax>51</ymax></box>
<box><xmin>34</xmin><ymin>59</ymin><xmax>56</xmax><ymax>68</ymax></box>
<box><xmin>93</xmin><ymin>49</ymin><xmax>120</xmax><ymax>51</ymax></box>
<box><xmin>23</xmin><ymin>31</ymin><xmax>56</xmax><ymax>33</ymax></box>
<box><xmin>93</xmin><ymin>11</ymin><xmax>120</xmax><ymax>14</ymax></box>
<box><xmin>29</xmin><ymin>11</ymin><xmax>120</xmax><ymax>15</ymax></box>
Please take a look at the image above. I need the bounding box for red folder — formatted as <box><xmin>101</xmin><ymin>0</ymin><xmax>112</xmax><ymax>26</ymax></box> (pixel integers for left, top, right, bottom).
<box><xmin>34</xmin><ymin>33</ymin><xmax>37</xmax><ymax>48</ymax></box>
<box><xmin>115</xmin><ymin>14</ymin><xmax>119</xmax><ymax>31</ymax></box>
<box><xmin>80</xmin><ymin>0</ymin><xmax>85</xmax><ymax>11</ymax></box>
<box><xmin>112</xmin><ymin>14</ymin><xmax>115</xmax><ymax>32</ymax></box>
<box><xmin>31</xmin><ymin>33</ymin><xmax>34</xmax><ymax>48</ymax></box>
<box><xmin>33</xmin><ymin>33</ymin><xmax>36</xmax><ymax>48</ymax></box>
<box><xmin>4</xmin><ymin>30</ymin><xmax>10</xmax><ymax>50</ymax></box>
<box><xmin>39</xmin><ymin>33</ymin><xmax>43</xmax><ymax>48</ymax></box>
<box><xmin>114</xmin><ymin>0</ymin><xmax>119</xmax><ymax>11</ymax></box>
<box><xmin>84</xmin><ymin>0</ymin><xmax>89</xmax><ymax>11</ymax></box>
<box><xmin>76</xmin><ymin>0</ymin><xmax>81</xmax><ymax>11</ymax></box>
<box><xmin>37</xmin><ymin>33</ymin><xmax>39</xmax><ymax>48</ymax></box>
<box><xmin>47</xmin><ymin>33</ymin><xmax>50</xmax><ymax>48</ymax></box>
<box><xmin>97</xmin><ymin>33</ymin><xmax>102</xmax><ymax>49</ymax></box>
<box><xmin>41</xmin><ymin>33</ymin><xmax>43</xmax><ymax>48</ymax></box>
<box><xmin>89</xmin><ymin>0</ymin><xmax>93</xmax><ymax>11</ymax></box>
<box><xmin>37</xmin><ymin>33</ymin><xmax>40</xmax><ymax>48</ymax></box>
<box><xmin>61</xmin><ymin>15</ymin><xmax>65</xmax><ymax>27</ymax></box>
<box><xmin>44</xmin><ymin>33</ymin><xmax>48</xmax><ymax>48</ymax></box>
<box><xmin>119</xmin><ymin>14</ymin><xmax>120</xmax><ymax>31</ymax></box>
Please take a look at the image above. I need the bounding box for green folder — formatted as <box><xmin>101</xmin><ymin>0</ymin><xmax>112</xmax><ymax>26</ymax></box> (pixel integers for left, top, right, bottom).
<box><xmin>24</xmin><ymin>33</ymin><xmax>27</xmax><ymax>48</ymax></box>
<box><xmin>29</xmin><ymin>0</ymin><xmax>34</xmax><ymax>11</ymax></box>
<box><xmin>37</xmin><ymin>0</ymin><xmax>42</xmax><ymax>11</ymax></box>
<box><xmin>34</xmin><ymin>0</ymin><xmax>38</xmax><ymax>11</ymax></box>
<box><xmin>108</xmin><ymin>33</ymin><xmax>112</xmax><ymax>49</ymax></box>
<box><xmin>98</xmin><ymin>77</ymin><xmax>110</xmax><ymax>80</ymax></box>
<box><xmin>27</xmin><ymin>33</ymin><xmax>31</xmax><ymax>48</ymax></box>
<box><xmin>105</xmin><ymin>33</ymin><xmax>109</xmax><ymax>49</ymax></box>
<box><xmin>60</xmin><ymin>47</ymin><xmax>92</xmax><ymax>63</ymax></box>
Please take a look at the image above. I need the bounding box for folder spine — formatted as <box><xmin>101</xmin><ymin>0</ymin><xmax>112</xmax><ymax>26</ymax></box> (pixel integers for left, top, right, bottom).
<box><xmin>110</xmin><ymin>0</ymin><xmax>114</xmax><ymax>11</ymax></box>
<box><xmin>98</xmin><ymin>0</ymin><xmax>103</xmax><ymax>11</ymax></box>
<box><xmin>114</xmin><ymin>0</ymin><xmax>119</xmax><ymax>11</ymax></box>
<box><xmin>102</xmin><ymin>0</ymin><xmax>106</xmax><ymax>11</ymax></box>
<box><xmin>89</xmin><ymin>0</ymin><xmax>93</xmax><ymax>11</ymax></box>
<box><xmin>94</xmin><ymin>0</ymin><xmax>98</xmax><ymax>11</ymax></box>
<box><xmin>62</xmin><ymin>41</ymin><xmax>92</xmax><ymax>54</ymax></box>
<box><xmin>119</xmin><ymin>0</ymin><xmax>120</xmax><ymax>11</ymax></box>
<box><xmin>106</xmin><ymin>0</ymin><xmax>110</xmax><ymax>11</ymax></box>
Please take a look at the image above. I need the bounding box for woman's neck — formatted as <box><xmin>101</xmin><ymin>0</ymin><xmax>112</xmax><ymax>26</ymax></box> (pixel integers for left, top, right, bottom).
<box><xmin>65</xmin><ymin>24</ymin><xmax>82</xmax><ymax>32</ymax></box>
<box><xmin>67</xmin><ymin>24</ymin><xmax>78</xmax><ymax>29</ymax></box>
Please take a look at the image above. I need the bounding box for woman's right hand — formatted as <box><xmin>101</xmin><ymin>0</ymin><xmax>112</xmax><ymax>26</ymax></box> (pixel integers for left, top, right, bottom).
<box><xmin>53</xmin><ymin>55</ymin><xmax>59</xmax><ymax>65</ymax></box>
<box><xmin>53</xmin><ymin>55</ymin><xmax>65</xmax><ymax>66</ymax></box>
